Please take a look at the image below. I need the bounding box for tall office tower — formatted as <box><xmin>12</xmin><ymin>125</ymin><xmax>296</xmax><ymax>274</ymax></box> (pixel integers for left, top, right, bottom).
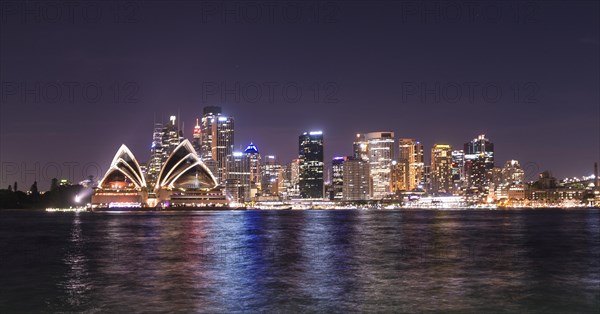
<box><xmin>226</xmin><ymin>152</ymin><xmax>251</xmax><ymax>202</ymax></box>
<box><xmin>342</xmin><ymin>157</ymin><xmax>370</xmax><ymax>201</ymax></box>
<box><xmin>284</xmin><ymin>159</ymin><xmax>301</xmax><ymax>198</ymax></box>
<box><xmin>391</xmin><ymin>160</ymin><xmax>409</xmax><ymax>192</ymax></box>
<box><xmin>398</xmin><ymin>139</ymin><xmax>424</xmax><ymax>190</ymax></box>
<box><xmin>331</xmin><ymin>157</ymin><xmax>347</xmax><ymax>200</ymax></box>
<box><xmin>464</xmin><ymin>134</ymin><xmax>494</xmax><ymax>194</ymax></box>
<box><xmin>431</xmin><ymin>144</ymin><xmax>453</xmax><ymax>194</ymax></box>
<box><xmin>200</xmin><ymin>106</ymin><xmax>234</xmax><ymax>182</ymax></box>
<box><xmin>244</xmin><ymin>143</ymin><xmax>261</xmax><ymax>192</ymax></box>
<box><xmin>147</xmin><ymin>122</ymin><xmax>165</xmax><ymax>187</ymax></box>
<box><xmin>299</xmin><ymin>131</ymin><xmax>324</xmax><ymax>199</ymax></box>
<box><xmin>192</xmin><ymin>118</ymin><xmax>202</xmax><ymax>156</ymax></box>
<box><xmin>366</xmin><ymin>132</ymin><xmax>395</xmax><ymax>199</ymax></box>
<box><xmin>451</xmin><ymin>150</ymin><xmax>465</xmax><ymax>193</ymax></box>
<box><xmin>353</xmin><ymin>133</ymin><xmax>369</xmax><ymax>161</ymax></box>
<box><xmin>261</xmin><ymin>155</ymin><xmax>283</xmax><ymax>196</ymax></box>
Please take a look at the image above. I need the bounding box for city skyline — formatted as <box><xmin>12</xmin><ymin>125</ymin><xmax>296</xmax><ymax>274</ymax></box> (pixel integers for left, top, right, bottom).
<box><xmin>1</xmin><ymin>105</ymin><xmax>598</xmax><ymax>191</ymax></box>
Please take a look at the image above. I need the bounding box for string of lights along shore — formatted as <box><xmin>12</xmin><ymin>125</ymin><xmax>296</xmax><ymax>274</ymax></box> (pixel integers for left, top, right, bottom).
<box><xmin>91</xmin><ymin>106</ymin><xmax>600</xmax><ymax>209</ymax></box>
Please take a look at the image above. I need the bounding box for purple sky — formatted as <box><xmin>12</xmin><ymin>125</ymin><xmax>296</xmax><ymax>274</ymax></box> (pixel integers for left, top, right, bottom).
<box><xmin>1</xmin><ymin>0</ymin><xmax>598</xmax><ymax>190</ymax></box>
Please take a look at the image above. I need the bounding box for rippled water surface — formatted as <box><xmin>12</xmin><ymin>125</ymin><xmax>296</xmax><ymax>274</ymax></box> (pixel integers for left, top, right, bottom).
<box><xmin>1</xmin><ymin>209</ymin><xmax>599</xmax><ymax>313</ymax></box>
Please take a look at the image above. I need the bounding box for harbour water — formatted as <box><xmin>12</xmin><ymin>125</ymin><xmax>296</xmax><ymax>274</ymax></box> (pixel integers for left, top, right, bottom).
<box><xmin>1</xmin><ymin>209</ymin><xmax>599</xmax><ymax>313</ymax></box>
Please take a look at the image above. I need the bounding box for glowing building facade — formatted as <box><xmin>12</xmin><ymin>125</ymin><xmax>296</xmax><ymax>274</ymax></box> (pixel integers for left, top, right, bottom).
<box><xmin>398</xmin><ymin>139</ymin><xmax>424</xmax><ymax>191</ymax></box>
<box><xmin>366</xmin><ymin>132</ymin><xmax>395</xmax><ymax>199</ymax></box>
<box><xmin>92</xmin><ymin>140</ymin><xmax>225</xmax><ymax>208</ymax></box>
<box><xmin>342</xmin><ymin>157</ymin><xmax>370</xmax><ymax>201</ymax></box>
<box><xmin>331</xmin><ymin>156</ymin><xmax>347</xmax><ymax>200</ymax></box>
<box><xmin>299</xmin><ymin>131</ymin><xmax>324</xmax><ymax>199</ymax></box>
<box><xmin>431</xmin><ymin>144</ymin><xmax>453</xmax><ymax>194</ymax></box>
<box><xmin>464</xmin><ymin>134</ymin><xmax>494</xmax><ymax>194</ymax></box>
<box><xmin>200</xmin><ymin>106</ymin><xmax>234</xmax><ymax>182</ymax></box>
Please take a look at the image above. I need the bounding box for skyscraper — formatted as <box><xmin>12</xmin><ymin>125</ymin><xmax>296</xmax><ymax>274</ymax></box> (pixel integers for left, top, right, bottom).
<box><xmin>464</xmin><ymin>134</ymin><xmax>494</xmax><ymax>194</ymax></box>
<box><xmin>299</xmin><ymin>131</ymin><xmax>324</xmax><ymax>199</ymax></box>
<box><xmin>200</xmin><ymin>106</ymin><xmax>234</xmax><ymax>182</ymax></box>
<box><xmin>391</xmin><ymin>160</ymin><xmax>409</xmax><ymax>192</ymax></box>
<box><xmin>244</xmin><ymin>143</ymin><xmax>261</xmax><ymax>193</ymax></box>
<box><xmin>331</xmin><ymin>156</ymin><xmax>347</xmax><ymax>200</ymax></box>
<box><xmin>451</xmin><ymin>150</ymin><xmax>465</xmax><ymax>193</ymax></box>
<box><xmin>398</xmin><ymin>139</ymin><xmax>424</xmax><ymax>191</ymax></box>
<box><xmin>366</xmin><ymin>132</ymin><xmax>395</xmax><ymax>199</ymax></box>
<box><xmin>226</xmin><ymin>151</ymin><xmax>251</xmax><ymax>202</ymax></box>
<box><xmin>431</xmin><ymin>144</ymin><xmax>453</xmax><ymax>194</ymax></box>
<box><xmin>147</xmin><ymin>122</ymin><xmax>164</xmax><ymax>187</ymax></box>
<box><xmin>343</xmin><ymin>157</ymin><xmax>370</xmax><ymax>201</ymax></box>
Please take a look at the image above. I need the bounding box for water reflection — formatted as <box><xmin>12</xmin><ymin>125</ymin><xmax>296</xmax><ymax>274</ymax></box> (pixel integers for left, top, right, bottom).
<box><xmin>1</xmin><ymin>209</ymin><xmax>598</xmax><ymax>312</ymax></box>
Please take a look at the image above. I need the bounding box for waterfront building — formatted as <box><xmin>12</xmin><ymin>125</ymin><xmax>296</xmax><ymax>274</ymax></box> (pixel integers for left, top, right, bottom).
<box><xmin>398</xmin><ymin>139</ymin><xmax>424</xmax><ymax>191</ymax></box>
<box><xmin>366</xmin><ymin>132</ymin><xmax>395</xmax><ymax>199</ymax></box>
<box><xmin>200</xmin><ymin>106</ymin><xmax>234</xmax><ymax>182</ymax></box>
<box><xmin>342</xmin><ymin>157</ymin><xmax>370</xmax><ymax>201</ymax></box>
<box><xmin>431</xmin><ymin>144</ymin><xmax>453</xmax><ymax>194</ymax></box>
<box><xmin>92</xmin><ymin>140</ymin><xmax>225</xmax><ymax>208</ymax></box>
<box><xmin>299</xmin><ymin>131</ymin><xmax>324</xmax><ymax>199</ymax></box>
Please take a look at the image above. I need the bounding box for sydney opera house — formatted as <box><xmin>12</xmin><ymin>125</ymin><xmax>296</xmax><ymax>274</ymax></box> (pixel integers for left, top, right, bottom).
<box><xmin>91</xmin><ymin>140</ymin><xmax>228</xmax><ymax>209</ymax></box>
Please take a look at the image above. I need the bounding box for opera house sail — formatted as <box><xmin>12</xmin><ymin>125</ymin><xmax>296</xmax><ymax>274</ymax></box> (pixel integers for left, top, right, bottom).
<box><xmin>92</xmin><ymin>140</ymin><xmax>227</xmax><ymax>209</ymax></box>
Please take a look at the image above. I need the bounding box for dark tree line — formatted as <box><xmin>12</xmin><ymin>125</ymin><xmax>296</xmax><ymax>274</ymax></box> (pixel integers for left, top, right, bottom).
<box><xmin>0</xmin><ymin>179</ymin><xmax>90</xmax><ymax>209</ymax></box>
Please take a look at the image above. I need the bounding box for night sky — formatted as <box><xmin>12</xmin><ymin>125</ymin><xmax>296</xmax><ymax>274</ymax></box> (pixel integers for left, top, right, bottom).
<box><xmin>1</xmin><ymin>0</ymin><xmax>598</xmax><ymax>189</ymax></box>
